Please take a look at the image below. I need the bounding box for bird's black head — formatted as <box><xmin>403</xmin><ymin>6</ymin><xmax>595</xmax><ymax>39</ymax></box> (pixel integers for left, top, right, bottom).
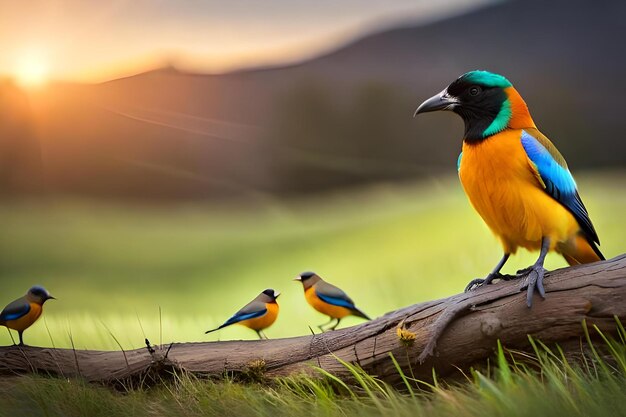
<box><xmin>415</xmin><ymin>71</ymin><xmax>522</xmax><ymax>142</ymax></box>
<box><xmin>262</xmin><ymin>289</ymin><xmax>280</xmax><ymax>301</ymax></box>
<box><xmin>27</xmin><ymin>285</ymin><xmax>55</xmax><ymax>304</ymax></box>
<box><xmin>293</xmin><ymin>271</ymin><xmax>321</xmax><ymax>290</ymax></box>
<box><xmin>298</xmin><ymin>271</ymin><xmax>316</xmax><ymax>281</ymax></box>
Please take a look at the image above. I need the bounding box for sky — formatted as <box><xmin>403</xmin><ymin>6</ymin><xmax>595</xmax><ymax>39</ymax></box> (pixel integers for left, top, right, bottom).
<box><xmin>0</xmin><ymin>0</ymin><xmax>491</xmax><ymax>85</ymax></box>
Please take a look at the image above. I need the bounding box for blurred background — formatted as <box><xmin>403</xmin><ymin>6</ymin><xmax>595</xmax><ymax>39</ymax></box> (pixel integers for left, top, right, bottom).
<box><xmin>0</xmin><ymin>0</ymin><xmax>624</xmax><ymax>349</ymax></box>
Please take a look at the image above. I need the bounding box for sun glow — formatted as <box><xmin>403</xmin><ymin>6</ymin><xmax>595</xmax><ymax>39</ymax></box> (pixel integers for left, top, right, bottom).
<box><xmin>14</xmin><ymin>51</ymin><xmax>50</xmax><ymax>88</ymax></box>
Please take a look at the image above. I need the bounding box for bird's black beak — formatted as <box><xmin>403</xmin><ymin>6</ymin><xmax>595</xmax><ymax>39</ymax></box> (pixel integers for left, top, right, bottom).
<box><xmin>414</xmin><ymin>90</ymin><xmax>458</xmax><ymax>117</ymax></box>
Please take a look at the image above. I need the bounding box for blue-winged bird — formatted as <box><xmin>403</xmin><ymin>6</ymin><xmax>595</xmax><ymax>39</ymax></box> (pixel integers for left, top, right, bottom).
<box><xmin>205</xmin><ymin>289</ymin><xmax>280</xmax><ymax>339</ymax></box>
<box><xmin>415</xmin><ymin>70</ymin><xmax>604</xmax><ymax>307</ymax></box>
<box><xmin>294</xmin><ymin>272</ymin><xmax>370</xmax><ymax>331</ymax></box>
<box><xmin>1</xmin><ymin>286</ymin><xmax>55</xmax><ymax>346</ymax></box>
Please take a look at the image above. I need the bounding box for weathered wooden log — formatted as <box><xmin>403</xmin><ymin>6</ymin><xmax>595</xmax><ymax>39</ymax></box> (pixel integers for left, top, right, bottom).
<box><xmin>1</xmin><ymin>255</ymin><xmax>624</xmax><ymax>386</ymax></box>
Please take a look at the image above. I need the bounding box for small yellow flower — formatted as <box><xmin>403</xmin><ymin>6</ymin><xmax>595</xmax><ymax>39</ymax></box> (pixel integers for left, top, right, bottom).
<box><xmin>396</xmin><ymin>325</ymin><xmax>417</xmax><ymax>347</ymax></box>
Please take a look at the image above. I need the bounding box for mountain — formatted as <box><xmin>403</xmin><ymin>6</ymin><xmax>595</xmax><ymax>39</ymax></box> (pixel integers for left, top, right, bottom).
<box><xmin>5</xmin><ymin>0</ymin><xmax>625</xmax><ymax>200</ymax></box>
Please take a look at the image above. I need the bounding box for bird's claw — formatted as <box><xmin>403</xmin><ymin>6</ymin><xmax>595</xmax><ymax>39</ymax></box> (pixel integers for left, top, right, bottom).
<box><xmin>519</xmin><ymin>264</ymin><xmax>547</xmax><ymax>307</ymax></box>
<box><xmin>498</xmin><ymin>273</ymin><xmax>517</xmax><ymax>281</ymax></box>
<box><xmin>464</xmin><ymin>272</ymin><xmax>512</xmax><ymax>292</ymax></box>
<box><xmin>465</xmin><ymin>278</ymin><xmax>487</xmax><ymax>292</ymax></box>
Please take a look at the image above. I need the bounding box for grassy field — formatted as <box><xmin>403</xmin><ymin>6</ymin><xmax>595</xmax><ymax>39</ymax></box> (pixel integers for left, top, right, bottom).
<box><xmin>0</xmin><ymin>172</ymin><xmax>624</xmax><ymax>349</ymax></box>
<box><xmin>0</xmin><ymin>172</ymin><xmax>625</xmax><ymax>416</ymax></box>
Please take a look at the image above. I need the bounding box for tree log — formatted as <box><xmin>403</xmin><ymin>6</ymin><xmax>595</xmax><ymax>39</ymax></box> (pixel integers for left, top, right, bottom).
<box><xmin>1</xmin><ymin>254</ymin><xmax>625</xmax><ymax>387</ymax></box>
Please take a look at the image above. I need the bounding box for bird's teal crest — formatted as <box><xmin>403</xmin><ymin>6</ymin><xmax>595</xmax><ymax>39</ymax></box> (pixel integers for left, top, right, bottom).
<box><xmin>462</xmin><ymin>70</ymin><xmax>512</xmax><ymax>88</ymax></box>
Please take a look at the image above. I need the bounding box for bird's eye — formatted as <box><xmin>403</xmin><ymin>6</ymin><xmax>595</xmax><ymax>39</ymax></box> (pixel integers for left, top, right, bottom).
<box><xmin>469</xmin><ymin>86</ymin><xmax>481</xmax><ymax>96</ymax></box>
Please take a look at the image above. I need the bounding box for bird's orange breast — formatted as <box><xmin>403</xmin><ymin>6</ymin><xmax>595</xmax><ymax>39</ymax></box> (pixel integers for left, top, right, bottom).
<box><xmin>238</xmin><ymin>302</ymin><xmax>279</xmax><ymax>331</ymax></box>
<box><xmin>305</xmin><ymin>287</ymin><xmax>352</xmax><ymax>319</ymax></box>
<box><xmin>4</xmin><ymin>303</ymin><xmax>42</xmax><ymax>332</ymax></box>
<box><xmin>458</xmin><ymin>129</ymin><xmax>579</xmax><ymax>253</ymax></box>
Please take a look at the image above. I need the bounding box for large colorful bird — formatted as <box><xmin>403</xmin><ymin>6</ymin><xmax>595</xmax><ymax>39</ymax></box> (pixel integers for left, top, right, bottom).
<box><xmin>294</xmin><ymin>272</ymin><xmax>370</xmax><ymax>331</ymax></box>
<box><xmin>415</xmin><ymin>70</ymin><xmax>604</xmax><ymax>306</ymax></box>
<box><xmin>0</xmin><ymin>286</ymin><xmax>55</xmax><ymax>346</ymax></box>
<box><xmin>205</xmin><ymin>289</ymin><xmax>280</xmax><ymax>339</ymax></box>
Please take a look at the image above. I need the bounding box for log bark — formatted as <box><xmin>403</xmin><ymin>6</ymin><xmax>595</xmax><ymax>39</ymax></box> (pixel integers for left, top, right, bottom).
<box><xmin>1</xmin><ymin>254</ymin><xmax>625</xmax><ymax>387</ymax></box>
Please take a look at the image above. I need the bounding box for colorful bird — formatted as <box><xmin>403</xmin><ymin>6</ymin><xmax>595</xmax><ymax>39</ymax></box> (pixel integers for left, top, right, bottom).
<box><xmin>205</xmin><ymin>289</ymin><xmax>280</xmax><ymax>339</ymax></box>
<box><xmin>415</xmin><ymin>70</ymin><xmax>604</xmax><ymax>307</ymax></box>
<box><xmin>294</xmin><ymin>272</ymin><xmax>370</xmax><ymax>331</ymax></box>
<box><xmin>0</xmin><ymin>286</ymin><xmax>55</xmax><ymax>346</ymax></box>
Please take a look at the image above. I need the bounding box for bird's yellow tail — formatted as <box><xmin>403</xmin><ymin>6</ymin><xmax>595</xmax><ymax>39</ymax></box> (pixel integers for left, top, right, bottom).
<box><xmin>560</xmin><ymin>234</ymin><xmax>605</xmax><ymax>266</ymax></box>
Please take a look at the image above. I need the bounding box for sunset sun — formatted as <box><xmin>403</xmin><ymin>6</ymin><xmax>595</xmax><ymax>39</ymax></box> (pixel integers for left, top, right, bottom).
<box><xmin>14</xmin><ymin>50</ymin><xmax>49</xmax><ymax>88</ymax></box>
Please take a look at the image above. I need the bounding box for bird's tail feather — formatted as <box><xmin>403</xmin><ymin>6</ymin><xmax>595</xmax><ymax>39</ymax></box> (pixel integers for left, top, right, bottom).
<box><xmin>561</xmin><ymin>234</ymin><xmax>605</xmax><ymax>266</ymax></box>
<box><xmin>205</xmin><ymin>323</ymin><xmax>228</xmax><ymax>334</ymax></box>
<box><xmin>352</xmin><ymin>308</ymin><xmax>371</xmax><ymax>321</ymax></box>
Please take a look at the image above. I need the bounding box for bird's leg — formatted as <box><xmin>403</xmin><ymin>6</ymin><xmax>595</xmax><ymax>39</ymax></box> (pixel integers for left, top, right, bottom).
<box><xmin>18</xmin><ymin>331</ymin><xmax>24</xmax><ymax>346</ymax></box>
<box><xmin>5</xmin><ymin>328</ymin><xmax>16</xmax><ymax>345</ymax></box>
<box><xmin>318</xmin><ymin>317</ymin><xmax>336</xmax><ymax>332</ymax></box>
<box><xmin>519</xmin><ymin>237</ymin><xmax>550</xmax><ymax>307</ymax></box>
<box><xmin>328</xmin><ymin>318</ymin><xmax>341</xmax><ymax>331</ymax></box>
<box><xmin>465</xmin><ymin>253</ymin><xmax>511</xmax><ymax>292</ymax></box>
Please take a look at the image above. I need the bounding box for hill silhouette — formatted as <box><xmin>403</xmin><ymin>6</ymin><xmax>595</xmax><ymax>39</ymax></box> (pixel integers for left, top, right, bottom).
<box><xmin>4</xmin><ymin>0</ymin><xmax>624</xmax><ymax>200</ymax></box>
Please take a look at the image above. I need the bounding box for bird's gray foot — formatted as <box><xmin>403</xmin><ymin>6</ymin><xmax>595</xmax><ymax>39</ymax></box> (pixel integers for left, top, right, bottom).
<box><xmin>318</xmin><ymin>318</ymin><xmax>339</xmax><ymax>332</ymax></box>
<box><xmin>519</xmin><ymin>264</ymin><xmax>547</xmax><ymax>307</ymax></box>
<box><xmin>328</xmin><ymin>319</ymin><xmax>341</xmax><ymax>331</ymax></box>
<box><xmin>498</xmin><ymin>273</ymin><xmax>518</xmax><ymax>281</ymax></box>
<box><xmin>465</xmin><ymin>272</ymin><xmax>509</xmax><ymax>292</ymax></box>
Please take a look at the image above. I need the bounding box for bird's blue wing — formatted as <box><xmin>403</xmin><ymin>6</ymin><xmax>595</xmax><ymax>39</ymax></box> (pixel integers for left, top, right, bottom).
<box><xmin>0</xmin><ymin>298</ymin><xmax>31</xmax><ymax>322</ymax></box>
<box><xmin>315</xmin><ymin>282</ymin><xmax>370</xmax><ymax>319</ymax></box>
<box><xmin>457</xmin><ymin>152</ymin><xmax>462</xmax><ymax>172</ymax></box>
<box><xmin>521</xmin><ymin>130</ymin><xmax>599</xmax><ymax>244</ymax></box>
<box><xmin>221</xmin><ymin>309</ymin><xmax>266</xmax><ymax>327</ymax></box>
<box><xmin>315</xmin><ymin>281</ymin><xmax>357</xmax><ymax>310</ymax></box>
<box><xmin>316</xmin><ymin>292</ymin><xmax>356</xmax><ymax>309</ymax></box>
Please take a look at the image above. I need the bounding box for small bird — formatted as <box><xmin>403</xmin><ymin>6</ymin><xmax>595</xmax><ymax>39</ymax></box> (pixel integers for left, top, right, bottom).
<box><xmin>0</xmin><ymin>286</ymin><xmax>55</xmax><ymax>346</ymax></box>
<box><xmin>294</xmin><ymin>272</ymin><xmax>370</xmax><ymax>331</ymax></box>
<box><xmin>205</xmin><ymin>289</ymin><xmax>280</xmax><ymax>339</ymax></box>
<box><xmin>415</xmin><ymin>70</ymin><xmax>604</xmax><ymax>307</ymax></box>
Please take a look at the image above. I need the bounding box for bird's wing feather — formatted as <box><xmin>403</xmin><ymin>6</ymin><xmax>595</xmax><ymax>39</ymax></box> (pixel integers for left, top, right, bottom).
<box><xmin>0</xmin><ymin>297</ymin><xmax>31</xmax><ymax>323</ymax></box>
<box><xmin>221</xmin><ymin>300</ymin><xmax>267</xmax><ymax>327</ymax></box>
<box><xmin>221</xmin><ymin>310</ymin><xmax>266</xmax><ymax>327</ymax></box>
<box><xmin>315</xmin><ymin>281</ymin><xmax>356</xmax><ymax>310</ymax></box>
<box><xmin>520</xmin><ymin>129</ymin><xmax>599</xmax><ymax>244</ymax></box>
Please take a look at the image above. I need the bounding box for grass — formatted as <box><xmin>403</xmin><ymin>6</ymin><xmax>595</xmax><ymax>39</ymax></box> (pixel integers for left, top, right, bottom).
<box><xmin>0</xmin><ymin>172</ymin><xmax>624</xmax><ymax>416</ymax></box>
<box><xmin>0</xmin><ymin>172</ymin><xmax>624</xmax><ymax>349</ymax></box>
<box><xmin>1</xmin><ymin>323</ymin><xmax>625</xmax><ymax>417</ymax></box>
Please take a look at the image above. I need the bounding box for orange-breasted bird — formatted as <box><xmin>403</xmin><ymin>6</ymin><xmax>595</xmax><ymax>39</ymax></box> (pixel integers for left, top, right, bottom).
<box><xmin>415</xmin><ymin>70</ymin><xmax>604</xmax><ymax>307</ymax></box>
<box><xmin>205</xmin><ymin>289</ymin><xmax>280</xmax><ymax>339</ymax></box>
<box><xmin>0</xmin><ymin>286</ymin><xmax>55</xmax><ymax>346</ymax></box>
<box><xmin>294</xmin><ymin>272</ymin><xmax>370</xmax><ymax>331</ymax></box>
